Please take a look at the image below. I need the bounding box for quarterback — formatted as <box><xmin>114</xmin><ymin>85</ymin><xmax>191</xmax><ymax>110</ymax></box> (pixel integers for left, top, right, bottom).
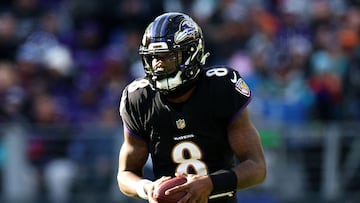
<box><xmin>117</xmin><ymin>12</ymin><xmax>267</xmax><ymax>203</ymax></box>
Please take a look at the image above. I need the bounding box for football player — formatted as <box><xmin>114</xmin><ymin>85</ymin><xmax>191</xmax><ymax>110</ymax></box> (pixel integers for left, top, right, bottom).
<box><xmin>117</xmin><ymin>12</ymin><xmax>267</xmax><ymax>203</ymax></box>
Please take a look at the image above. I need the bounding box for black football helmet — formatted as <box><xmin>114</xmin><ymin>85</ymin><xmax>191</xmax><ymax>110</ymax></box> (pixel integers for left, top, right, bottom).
<box><xmin>139</xmin><ymin>12</ymin><xmax>209</xmax><ymax>96</ymax></box>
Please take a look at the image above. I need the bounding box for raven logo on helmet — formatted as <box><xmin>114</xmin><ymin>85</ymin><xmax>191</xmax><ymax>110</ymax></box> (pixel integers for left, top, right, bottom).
<box><xmin>174</xmin><ymin>19</ymin><xmax>198</xmax><ymax>44</ymax></box>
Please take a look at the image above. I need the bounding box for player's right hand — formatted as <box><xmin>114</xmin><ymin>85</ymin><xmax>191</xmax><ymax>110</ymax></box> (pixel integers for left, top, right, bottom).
<box><xmin>147</xmin><ymin>176</ymin><xmax>172</xmax><ymax>203</ymax></box>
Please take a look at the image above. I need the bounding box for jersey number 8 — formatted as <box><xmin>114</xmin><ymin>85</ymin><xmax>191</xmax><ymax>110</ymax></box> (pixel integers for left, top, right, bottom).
<box><xmin>205</xmin><ymin>68</ymin><xmax>228</xmax><ymax>77</ymax></box>
<box><xmin>172</xmin><ymin>141</ymin><xmax>208</xmax><ymax>175</ymax></box>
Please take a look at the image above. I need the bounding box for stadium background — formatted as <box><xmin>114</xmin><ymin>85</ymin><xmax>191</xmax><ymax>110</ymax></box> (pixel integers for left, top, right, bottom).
<box><xmin>0</xmin><ymin>0</ymin><xmax>359</xmax><ymax>202</ymax></box>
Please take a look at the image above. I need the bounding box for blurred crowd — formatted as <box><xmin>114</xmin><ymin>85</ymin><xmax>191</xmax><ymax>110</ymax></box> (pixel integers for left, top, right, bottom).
<box><xmin>0</xmin><ymin>0</ymin><xmax>359</xmax><ymax>202</ymax></box>
<box><xmin>0</xmin><ymin>0</ymin><xmax>359</xmax><ymax>126</ymax></box>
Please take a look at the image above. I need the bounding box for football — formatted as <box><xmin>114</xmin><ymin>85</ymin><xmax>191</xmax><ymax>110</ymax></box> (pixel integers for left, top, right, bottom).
<box><xmin>153</xmin><ymin>176</ymin><xmax>187</xmax><ymax>203</ymax></box>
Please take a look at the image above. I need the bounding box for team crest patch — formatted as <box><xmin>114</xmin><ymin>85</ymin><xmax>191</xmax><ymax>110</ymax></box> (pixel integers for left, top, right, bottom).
<box><xmin>176</xmin><ymin>119</ymin><xmax>186</xmax><ymax>129</ymax></box>
<box><xmin>235</xmin><ymin>78</ymin><xmax>250</xmax><ymax>97</ymax></box>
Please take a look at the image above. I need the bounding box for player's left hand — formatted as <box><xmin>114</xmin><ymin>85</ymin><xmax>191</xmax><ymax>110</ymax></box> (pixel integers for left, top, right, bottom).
<box><xmin>165</xmin><ymin>173</ymin><xmax>213</xmax><ymax>203</ymax></box>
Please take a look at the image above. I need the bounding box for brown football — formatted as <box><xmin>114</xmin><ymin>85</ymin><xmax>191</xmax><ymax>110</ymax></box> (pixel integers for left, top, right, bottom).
<box><xmin>153</xmin><ymin>177</ymin><xmax>187</xmax><ymax>203</ymax></box>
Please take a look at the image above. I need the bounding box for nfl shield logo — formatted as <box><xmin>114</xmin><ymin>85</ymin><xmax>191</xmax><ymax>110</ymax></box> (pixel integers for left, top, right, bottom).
<box><xmin>176</xmin><ymin>119</ymin><xmax>186</xmax><ymax>129</ymax></box>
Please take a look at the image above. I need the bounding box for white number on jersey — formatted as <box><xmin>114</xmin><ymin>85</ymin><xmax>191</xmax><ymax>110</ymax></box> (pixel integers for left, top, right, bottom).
<box><xmin>119</xmin><ymin>79</ymin><xmax>150</xmax><ymax>115</ymax></box>
<box><xmin>127</xmin><ymin>79</ymin><xmax>149</xmax><ymax>93</ymax></box>
<box><xmin>172</xmin><ymin>141</ymin><xmax>208</xmax><ymax>175</ymax></box>
<box><xmin>205</xmin><ymin>68</ymin><xmax>228</xmax><ymax>77</ymax></box>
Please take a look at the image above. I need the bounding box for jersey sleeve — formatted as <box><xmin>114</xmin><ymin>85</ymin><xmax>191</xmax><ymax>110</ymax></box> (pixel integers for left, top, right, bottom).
<box><xmin>119</xmin><ymin>83</ymin><xmax>148</xmax><ymax>141</ymax></box>
<box><xmin>207</xmin><ymin>66</ymin><xmax>251</xmax><ymax>124</ymax></box>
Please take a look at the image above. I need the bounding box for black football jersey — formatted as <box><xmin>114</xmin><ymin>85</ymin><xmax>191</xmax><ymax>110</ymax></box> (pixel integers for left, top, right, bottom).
<box><xmin>120</xmin><ymin>66</ymin><xmax>251</xmax><ymax>202</ymax></box>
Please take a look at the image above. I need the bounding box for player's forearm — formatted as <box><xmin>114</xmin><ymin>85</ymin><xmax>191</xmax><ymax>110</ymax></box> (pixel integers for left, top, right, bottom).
<box><xmin>228</xmin><ymin>111</ymin><xmax>267</xmax><ymax>189</ymax></box>
<box><xmin>117</xmin><ymin>170</ymin><xmax>143</xmax><ymax>197</ymax></box>
<box><xmin>233</xmin><ymin>159</ymin><xmax>267</xmax><ymax>189</ymax></box>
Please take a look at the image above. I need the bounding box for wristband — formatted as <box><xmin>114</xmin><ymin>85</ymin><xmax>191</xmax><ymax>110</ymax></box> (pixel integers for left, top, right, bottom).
<box><xmin>136</xmin><ymin>179</ymin><xmax>152</xmax><ymax>200</ymax></box>
<box><xmin>209</xmin><ymin>169</ymin><xmax>237</xmax><ymax>195</ymax></box>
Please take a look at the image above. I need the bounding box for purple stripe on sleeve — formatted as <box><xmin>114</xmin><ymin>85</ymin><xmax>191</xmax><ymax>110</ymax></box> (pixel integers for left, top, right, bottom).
<box><xmin>123</xmin><ymin>124</ymin><xmax>148</xmax><ymax>142</ymax></box>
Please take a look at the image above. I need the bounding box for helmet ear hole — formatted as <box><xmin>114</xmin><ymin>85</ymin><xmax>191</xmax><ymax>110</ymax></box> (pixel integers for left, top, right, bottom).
<box><xmin>182</xmin><ymin>67</ymin><xmax>197</xmax><ymax>79</ymax></box>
